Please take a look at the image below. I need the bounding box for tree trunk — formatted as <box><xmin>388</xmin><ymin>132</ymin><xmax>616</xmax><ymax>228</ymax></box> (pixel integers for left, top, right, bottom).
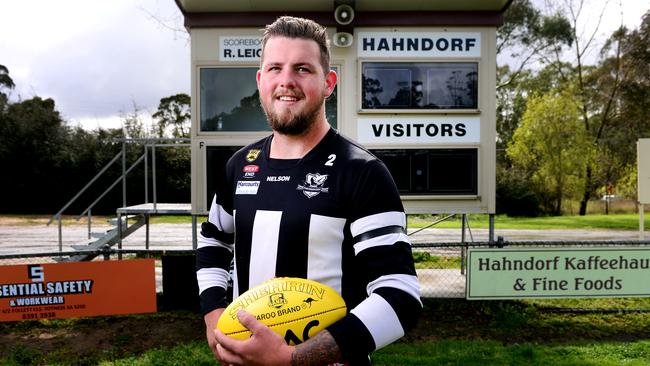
<box><xmin>579</xmin><ymin>166</ymin><xmax>593</xmax><ymax>215</ymax></box>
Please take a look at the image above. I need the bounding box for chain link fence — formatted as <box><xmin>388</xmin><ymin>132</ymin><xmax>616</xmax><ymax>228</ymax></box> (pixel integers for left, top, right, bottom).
<box><xmin>412</xmin><ymin>239</ymin><xmax>650</xmax><ymax>312</ymax></box>
<box><xmin>3</xmin><ymin>240</ymin><xmax>650</xmax><ymax>311</ymax></box>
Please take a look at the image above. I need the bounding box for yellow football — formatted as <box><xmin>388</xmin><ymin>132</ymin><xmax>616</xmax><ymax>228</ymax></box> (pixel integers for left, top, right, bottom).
<box><xmin>216</xmin><ymin>277</ymin><xmax>347</xmax><ymax>345</ymax></box>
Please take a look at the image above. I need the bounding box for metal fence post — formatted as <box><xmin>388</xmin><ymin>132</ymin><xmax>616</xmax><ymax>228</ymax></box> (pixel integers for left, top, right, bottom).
<box><xmin>461</xmin><ymin>214</ymin><xmax>466</xmax><ymax>275</ymax></box>
<box><xmin>57</xmin><ymin>215</ymin><xmax>62</xmax><ymax>252</ymax></box>
<box><xmin>489</xmin><ymin>213</ymin><xmax>495</xmax><ymax>244</ymax></box>
<box><xmin>152</xmin><ymin>145</ymin><xmax>157</xmax><ymax>210</ymax></box>
<box><xmin>144</xmin><ymin>144</ymin><xmax>149</xmax><ymax>204</ymax></box>
<box><xmin>122</xmin><ymin>142</ymin><xmax>126</xmax><ymax>208</ymax></box>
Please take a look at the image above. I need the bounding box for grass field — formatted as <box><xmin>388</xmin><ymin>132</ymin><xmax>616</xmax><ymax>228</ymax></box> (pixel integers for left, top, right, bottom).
<box><xmin>407</xmin><ymin>213</ymin><xmax>649</xmax><ymax>230</ymax></box>
<box><xmin>5</xmin><ymin>212</ymin><xmax>646</xmax><ymax>231</ymax></box>
<box><xmin>3</xmin><ymin>298</ymin><xmax>650</xmax><ymax>365</ymax></box>
<box><xmin>2</xmin><ymin>213</ymin><xmax>650</xmax><ymax>364</ymax></box>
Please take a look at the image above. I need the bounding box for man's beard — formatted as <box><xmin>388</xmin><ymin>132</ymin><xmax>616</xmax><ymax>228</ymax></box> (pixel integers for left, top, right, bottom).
<box><xmin>262</xmin><ymin>94</ymin><xmax>324</xmax><ymax>136</ymax></box>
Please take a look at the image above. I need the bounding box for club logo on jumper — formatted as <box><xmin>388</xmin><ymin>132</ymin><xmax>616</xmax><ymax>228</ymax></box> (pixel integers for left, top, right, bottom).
<box><xmin>297</xmin><ymin>173</ymin><xmax>329</xmax><ymax>198</ymax></box>
<box><xmin>242</xmin><ymin>165</ymin><xmax>259</xmax><ymax>178</ymax></box>
<box><xmin>235</xmin><ymin>181</ymin><xmax>260</xmax><ymax>195</ymax></box>
<box><xmin>268</xmin><ymin>293</ymin><xmax>288</xmax><ymax>309</ymax></box>
<box><xmin>246</xmin><ymin>149</ymin><xmax>261</xmax><ymax>162</ymax></box>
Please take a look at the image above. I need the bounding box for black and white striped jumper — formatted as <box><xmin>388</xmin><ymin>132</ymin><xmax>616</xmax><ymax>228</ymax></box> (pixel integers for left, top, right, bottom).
<box><xmin>196</xmin><ymin>128</ymin><xmax>422</xmax><ymax>364</ymax></box>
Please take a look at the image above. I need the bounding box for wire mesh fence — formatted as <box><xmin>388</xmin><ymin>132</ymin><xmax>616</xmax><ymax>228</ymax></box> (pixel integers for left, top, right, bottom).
<box><xmin>3</xmin><ymin>240</ymin><xmax>650</xmax><ymax>311</ymax></box>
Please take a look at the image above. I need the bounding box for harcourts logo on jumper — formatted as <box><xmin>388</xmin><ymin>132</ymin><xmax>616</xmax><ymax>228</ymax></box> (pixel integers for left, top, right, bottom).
<box><xmin>236</xmin><ymin>181</ymin><xmax>260</xmax><ymax>195</ymax></box>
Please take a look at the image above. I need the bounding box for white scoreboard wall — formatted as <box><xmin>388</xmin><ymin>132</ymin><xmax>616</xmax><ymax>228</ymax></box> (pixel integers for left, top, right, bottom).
<box><xmin>181</xmin><ymin>2</ymin><xmax>505</xmax><ymax>215</ymax></box>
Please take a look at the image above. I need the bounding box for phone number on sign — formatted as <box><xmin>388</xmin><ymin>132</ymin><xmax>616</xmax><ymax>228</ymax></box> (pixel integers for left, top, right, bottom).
<box><xmin>22</xmin><ymin>312</ymin><xmax>56</xmax><ymax>320</ymax></box>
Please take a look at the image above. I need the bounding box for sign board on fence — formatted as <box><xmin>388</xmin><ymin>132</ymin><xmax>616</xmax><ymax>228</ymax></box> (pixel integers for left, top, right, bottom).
<box><xmin>0</xmin><ymin>259</ymin><xmax>156</xmax><ymax>322</ymax></box>
<box><xmin>466</xmin><ymin>247</ymin><xmax>650</xmax><ymax>300</ymax></box>
<box><xmin>639</xmin><ymin>139</ymin><xmax>650</xmax><ymax>204</ymax></box>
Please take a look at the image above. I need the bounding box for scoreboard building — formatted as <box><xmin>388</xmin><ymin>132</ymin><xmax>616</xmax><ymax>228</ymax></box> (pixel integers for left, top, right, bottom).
<box><xmin>173</xmin><ymin>0</ymin><xmax>511</xmax><ymax>217</ymax></box>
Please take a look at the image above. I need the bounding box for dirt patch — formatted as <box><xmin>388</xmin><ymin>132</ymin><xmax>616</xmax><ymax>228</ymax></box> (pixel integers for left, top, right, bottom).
<box><xmin>0</xmin><ymin>312</ymin><xmax>204</xmax><ymax>363</ymax></box>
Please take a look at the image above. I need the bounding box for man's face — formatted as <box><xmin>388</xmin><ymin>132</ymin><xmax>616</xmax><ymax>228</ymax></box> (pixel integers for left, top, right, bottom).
<box><xmin>257</xmin><ymin>36</ymin><xmax>336</xmax><ymax>135</ymax></box>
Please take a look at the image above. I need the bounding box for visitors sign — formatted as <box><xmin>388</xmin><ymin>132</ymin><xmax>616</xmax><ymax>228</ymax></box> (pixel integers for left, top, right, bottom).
<box><xmin>467</xmin><ymin>247</ymin><xmax>650</xmax><ymax>299</ymax></box>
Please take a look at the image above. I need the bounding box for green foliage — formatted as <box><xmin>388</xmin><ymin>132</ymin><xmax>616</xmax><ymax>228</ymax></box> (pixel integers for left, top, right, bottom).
<box><xmin>507</xmin><ymin>89</ymin><xmax>594</xmax><ymax>215</ymax></box>
<box><xmin>496</xmin><ymin>163</ymin><xmax>543</xmax><ymax>216</ymax></box>
<box><xmin>152</xmin><ymin>93</ymin><xmax>191</xmax><ymax>138</ymax></box>
<box><xmin>1</xmin><ymin>344</ymin><xmax>43</xmax><ymax>366</ymax></box>
<box><xmin>0</xmin><ymin>64</ymin><xmax>15</xmax><ymax>90</ymax></box>
<box><xmin>616</xmin><ymin>164</ymin><xmax>638</xmax><ymax>200</ymax></box>
<box><xmin>497</xmin><ymin>0</ymin><xmax>573</xmax><ymax>57</ymax></box>
<box><xmin>497</xmin><ymin>6</ymin><xmax>650</xmax><ymax>217</ymax></box>
<box><xmin>0</xmin><ymin>64</ymin><xmax>15</xmax><ymax>113</ymax></box>
<box><xmin>0</xmin><ymin>66</ymin><xmax>191</xmax><ymax>214</ymax></box>
<box><xmin>120</xmin><ymin>102</ymin><xmax>145</xmax><ymax>139</ymax></box>
<box><xmin>412</xmin><ymin>251</ymin><xmax>461</xmax><ymax>269</ymax></box>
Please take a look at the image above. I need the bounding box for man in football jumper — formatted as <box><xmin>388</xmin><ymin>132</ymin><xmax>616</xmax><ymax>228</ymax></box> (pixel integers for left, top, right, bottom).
<box><xmin>197</xmin><ymin>16</ymin><xmax>422</xmax><ymax>365</ymax></box>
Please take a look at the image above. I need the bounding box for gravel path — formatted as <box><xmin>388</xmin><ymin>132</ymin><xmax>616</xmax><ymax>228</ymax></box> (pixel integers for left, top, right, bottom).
<box><xmin>0</xmin><ymin>223</ymin><xmax>644</xmax><ymax>255</ymax></box>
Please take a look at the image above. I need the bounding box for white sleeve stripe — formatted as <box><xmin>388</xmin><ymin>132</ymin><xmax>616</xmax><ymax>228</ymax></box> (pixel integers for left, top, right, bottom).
<box><xmin>350</xmin><ymin>211</ymin><xmax>405</xmax><ymax>237</ymax></box>
<box><xmin>197</xmin><ymin>267</ymin><xmax>230</xmax><ymax>294</ymax></box>
<box><xmin>197</xmin><ymin>233</ymin><xmax>233</xmax><ymax>250</ymax></box>
<box><xmin>367</xmin><ymin>274</ymin><xmax>422</xmax><ymax>305</ymax></box>
<box><xmin>350</xmin><ymin>293</ymin><xmax>405</xmax><ymax>350</ymax></box>
<box><xmin>208</xmin><ymin>195</ymin><xmax>235</xmax><ymax>234</ymax></box>
<box><xmin>353</xmin><ymin>233</ymin><xmax>410</xmax><ymax>255</ymax></box>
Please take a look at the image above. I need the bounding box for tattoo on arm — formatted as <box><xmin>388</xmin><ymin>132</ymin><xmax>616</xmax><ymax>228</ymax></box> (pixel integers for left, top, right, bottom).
<box><xmin>291</xmin><ymin>330</ymin><xmax>342</xmax><ymax>366</ymax></box>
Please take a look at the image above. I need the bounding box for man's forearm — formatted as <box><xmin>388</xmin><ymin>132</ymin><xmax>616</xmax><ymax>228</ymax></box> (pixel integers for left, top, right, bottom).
<box><xmin>291</xmin><ymin>330</ymin><xmax>341</xmax><ymax>366</ymax></box>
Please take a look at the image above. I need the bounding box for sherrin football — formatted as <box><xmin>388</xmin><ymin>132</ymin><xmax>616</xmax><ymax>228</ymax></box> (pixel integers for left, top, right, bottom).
<box><xmin>216</xmin><ymin>277</ymin><xmax>347</xmax><ymax>345</ymax></box>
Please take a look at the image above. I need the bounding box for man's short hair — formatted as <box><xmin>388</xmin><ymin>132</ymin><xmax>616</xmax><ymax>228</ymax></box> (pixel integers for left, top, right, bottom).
<box><xmin>261</xmin><ymin>16</ymin><xmax>331</xmax><ymax>74</ymax></box>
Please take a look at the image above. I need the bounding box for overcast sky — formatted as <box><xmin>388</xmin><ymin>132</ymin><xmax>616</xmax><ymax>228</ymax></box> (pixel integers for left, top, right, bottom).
<box><xmin>1</xmin><ymin>0</ymin><xmax>189</xmax><ymax>130</ymax></box>
<box><xmin>1</xmin><ymin>0</ymin><xmax>648</xmax><ymax>131</ymax></box>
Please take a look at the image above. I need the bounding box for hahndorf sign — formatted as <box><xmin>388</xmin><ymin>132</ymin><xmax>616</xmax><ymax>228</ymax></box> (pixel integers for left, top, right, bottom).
<box><xmin>466</xmin><ymin>247</ymin><xmax>650</xmax><ymax>299</ymax></box>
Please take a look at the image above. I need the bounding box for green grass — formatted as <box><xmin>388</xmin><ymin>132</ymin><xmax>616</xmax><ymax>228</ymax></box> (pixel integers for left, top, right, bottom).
<box><xmin>150</xmin><ymin>213</ymin><xmax>648</xmax><ymax>230</ymax></box>
<box><xmin>524</xmin><ymin>297</ymin><xmax>650</xmax><ymax>310</ymax></box>
<box><xmin>4</xmin><ymin>299</ymin><xmax>650</xmax><ymax>366</ymax></box>
<box><xmin>372</xmin><ymin>340</ymin><xmax>650</xmax><ymax>366</ymax></box>
<box><xmin>97</xmin><ymin>342</ymin><xmax>215</xmax><ymax>366</ymax></box>
<box><xmin>22</xmin><ymin>338</ymin><xmax>643</xmax><ymax>366</ymax></box>
<box><xmin>52</xmin><ymin>339</ymin><xmax>650</xmax><ymax>366</ymax></box>
<box><xmin>408</xmin><ymin>213</ymin><xmax>649</xmax><ymax>230</ymax></box>
<box><xmin>413</xmin><ymin>251</ymin><xmax>461</xmax><ymax>269</ymax></box>
<box><xmin>3</xmin><ymin>212</ymin><xmax>648</xmax><ymax>230</ymax></box>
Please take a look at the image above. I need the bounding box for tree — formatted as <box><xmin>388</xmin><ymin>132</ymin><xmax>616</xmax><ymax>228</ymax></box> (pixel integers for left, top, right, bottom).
<box><xmin>605</xmin><ymin>11</ymin><xmax>650</xmax><ymax>164</ymax></box>
<box><xmin>496</xmin><ymin>0</ymin><xmax>573</xmax><ymax>89</ymax></box>
<box><xmin>592</xmin><ymin>11</ymin><xmax>650</xmax><ymax>207</ymax></box>
<box><xmin>496</xmin><ymin>0</ymin><xmax>573</xmax><ymax>153</ymax></box>
<box><xmin>0</xmin><ymin>96</ymin><xmax>69</xmax><ymax>212</ymax></box>
<box><xmin>120</xmin><ymin>102</ymin><xmax>146</xmax><ymax>139</ymax></box>
<box><xmin>0</xmin><ymin>64</ymin><xmax>15</xmax><ymax>112</ymax></box>
<box><xmin>533</xmin><ymin>0</ymin><xmax>629</xmax><ymax>215</ymax></box>
<box><xmin>507</xmin><ymin>89</ymin><xmax>594</xmax><ymax>215</ymax></box>
<box><xmin>152</xmin><ymin>93</ymin><xmax>190</xmax><ymax>138</ymax></box>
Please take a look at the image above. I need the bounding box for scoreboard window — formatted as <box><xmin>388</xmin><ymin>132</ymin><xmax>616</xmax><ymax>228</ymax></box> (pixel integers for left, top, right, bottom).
<box><xmin>199</xmin><ymin>67</ymin><xmax>338</xmax><ymax>132</ymax></box>
<box><xmin>361</xmin><ymin>62</ymin><xmax>478</xmax><ymax>111</ymax></box>
<box><xmin>200</xmin><ymin>67</ymin><xmax>267</xmax><ymax>132</ymax></box>
<box><xmin>371</xmin><ymin>148</ymin><xmax>478</xmax><ymax>195</ymax></box>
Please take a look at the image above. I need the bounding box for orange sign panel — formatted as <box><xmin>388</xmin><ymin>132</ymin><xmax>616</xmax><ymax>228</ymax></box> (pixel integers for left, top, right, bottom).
<box><xmin>0</xmin><ymin>259</ymin><xmax>156</xmax><ymax>322</ymax></box>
